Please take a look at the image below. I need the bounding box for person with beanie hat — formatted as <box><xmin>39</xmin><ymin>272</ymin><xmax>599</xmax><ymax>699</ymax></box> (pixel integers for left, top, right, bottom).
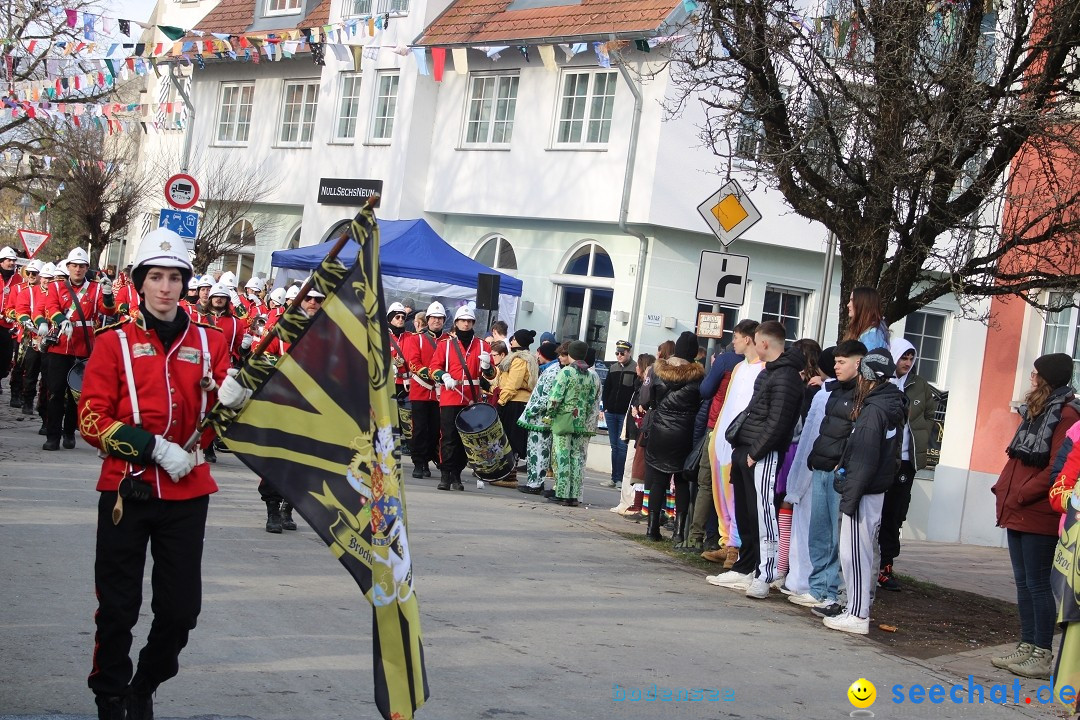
<box><xmin>545</xmin><ymin>340</ymin><xmax>601</xmax><ymax>505</ymax></box>
<box><xmin>494</xmin><ymin>329</ymin><xmax>540</xmax><ymax>477</ymax></box>
<box><xmin>640</xmin><ymin>331</ymin><xmax>706</xmax><ymax>541</ymax></box>
<box><xmin>990</xmin><ymin>354</ymin><xmax>1080</xmax><ymax>677</ymax></box>
<box><xmin>517</xmin><ymin>342</ymin><xmax>573</xmax><ymax>494</ymax></box>
<box><xmin>539</xmin><ymin>331</ymin><xmax>556</xmax><ymax>345</ymax></box>
<box><xmin>536</xmin><ymin>341</ymin><xmax>559</xmax><ymax>372</ymax></box>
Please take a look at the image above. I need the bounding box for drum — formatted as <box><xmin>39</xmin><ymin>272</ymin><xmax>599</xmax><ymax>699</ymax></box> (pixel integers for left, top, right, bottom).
<box><xmin>455</xmin><ymin>403</ymin><xmax>514</xmax><ymax>481</ymax></box>
<box><xmin>398</xmin><ymin>399</ymin><xmax>413</xmax><ymax>443</ymax></box>
<box><xmin>67</xmin><ymin>358</ymin><xmax>87</xmax><ymax>402</ymax></box>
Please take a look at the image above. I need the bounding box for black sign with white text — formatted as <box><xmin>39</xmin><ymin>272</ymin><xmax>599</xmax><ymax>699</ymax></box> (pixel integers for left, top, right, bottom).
<box><xmin>317</xmin><ymin>178</ymin><xmax>383</xmax><ymax>206</ymax></box>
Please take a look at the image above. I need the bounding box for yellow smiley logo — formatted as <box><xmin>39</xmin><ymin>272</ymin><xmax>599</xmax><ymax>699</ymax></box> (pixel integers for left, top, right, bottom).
<box><xmin>848</xmin><ymin>678</ymin><xmax>876</xmax><ymax>709</ymax></box>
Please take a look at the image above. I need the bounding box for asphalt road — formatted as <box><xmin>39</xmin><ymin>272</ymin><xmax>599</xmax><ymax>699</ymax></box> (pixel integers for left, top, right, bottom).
<box><xmin>0</xmin><ymin>403</ymin><xmax>1050</xmax><ymax>720</ymax></box>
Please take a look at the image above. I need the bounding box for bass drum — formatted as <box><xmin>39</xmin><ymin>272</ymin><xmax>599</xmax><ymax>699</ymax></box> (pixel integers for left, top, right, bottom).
<box><xmin>455</xmin><ymin>403</ymin><xmax>514</xmax><ymax>481</ymax></box>
<box><xmin>67</xmin><ymin>358</ymin><xmax>87</xmax><ymax>402</ymax></box>
<box><xmin>398</xmin><ymin>398</ymin><xmax>413</xmax><ymax>443</ymax></box>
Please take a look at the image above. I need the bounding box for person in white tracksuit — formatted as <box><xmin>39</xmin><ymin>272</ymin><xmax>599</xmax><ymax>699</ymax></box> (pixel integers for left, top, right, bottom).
<box><xmin>825</xmin><ymin>350</ymin><xmax>908</xmax><ymax>635</ymax></box>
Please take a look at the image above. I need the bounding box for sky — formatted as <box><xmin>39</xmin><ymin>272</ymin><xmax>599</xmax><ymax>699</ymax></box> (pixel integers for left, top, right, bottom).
<box><xmin>107</xmin><ymin>0</ymin><xmax>159</xmax><ymax>25</ymax></box>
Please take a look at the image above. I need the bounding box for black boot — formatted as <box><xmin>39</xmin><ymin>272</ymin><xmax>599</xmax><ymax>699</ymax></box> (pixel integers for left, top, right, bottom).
<box><xmin>437</xmin><ymin>471</ymin><xmax>451</xmax><ymax>491</ymax></box>
<box><xmin>411</xmin><ymin>462</ymin><xmax>425</xmax><ymax>479</ymax></box>
<box><xmin>9</xmin><ymin>394</ymin><xmax>21</xmax><ymax>407</ymax></box>
<box><xmin>645</xmin><ymin>502</ymin><xmax>664</xmax><ymax>541</ymax></box>
<box><xmin>43</xmin><ymin>436</ymin><xmax>60</xmax><ymax>451</ymax></box>
<box><xmin>95</xmin><ymin>695</ymin><xmax>125</xmax><ymax>720</ymax></box>
<box><xmin>280</xmin><ymin>502</ymin><xmax>297</xmax><ymax>531</ymax></box>
<box><xmin>125</xmin><ymin>685</ymin><xmax>155</xmax><ymax>720</ymax></box>
<box><xmin>204</xmin><ymin>444</ymin><xmax>217</xmax><ymax>463</ymax></box>
<box><xmin>451</xmin><ymin>472</ymin><xmax>465</xmax><ymax>491</ymax></box>
<box><xmin>265</xmin><ymin>500</ymin><xmax>283</xmax><ymax>533</ymax></box>
<box><xmin>63</xmin><ymin>434</ymin><xmax>76</xmax><ymax>449</ymax></box>
<box><xmin>422</xmin><ymin>464</ymin><xmax>432</xmax><ymax>478</ymax></box>
<box><xmin>21</xmin><ymin>402</ymin><xmax>32</xmax><ymax>415</ymax></box>
<box><xmin>38</xmin><ymin>421</ymin><xmax>47</xmax><ymax>435</ymax></box>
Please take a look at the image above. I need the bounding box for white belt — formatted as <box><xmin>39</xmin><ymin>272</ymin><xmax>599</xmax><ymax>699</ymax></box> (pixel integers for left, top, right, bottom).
<box><xmin>72</xmin><ymin>320</ymin><xmax>94</xmax><ymax>327</ymax></box>
<box><xmin>413</xmin><ymin>377</ymin><xmax>434</xmax><ymax>390</ymax></box>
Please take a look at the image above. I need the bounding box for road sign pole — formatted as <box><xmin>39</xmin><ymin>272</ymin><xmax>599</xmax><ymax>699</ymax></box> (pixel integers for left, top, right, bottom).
<box><xmin>814</xmin><ymin>231</ymin><xmax>837</xmax><ymax>345</ymax></box>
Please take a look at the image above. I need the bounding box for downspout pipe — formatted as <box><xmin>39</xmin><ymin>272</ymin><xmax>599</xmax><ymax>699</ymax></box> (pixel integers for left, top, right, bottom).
<box><xmin>169</xmin><ymin>63</ymin><xmax>196</xmax><ymax>174</ymax></box>
<box><xmin>614</xmin><ymin>51</ymin><xmax>649</xmax><ymax>349</ymax></box>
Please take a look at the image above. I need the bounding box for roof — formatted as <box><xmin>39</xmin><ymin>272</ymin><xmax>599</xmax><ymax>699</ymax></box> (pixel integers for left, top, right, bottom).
<box><xmin>191</xmin><ymin>0</ymin><xmax>332</xmax><ymax>36</ymax></box>
<box><xmin>414</xmin><ymin>0</ymin><xmax>683</xmax><ymax>47</ymax></box>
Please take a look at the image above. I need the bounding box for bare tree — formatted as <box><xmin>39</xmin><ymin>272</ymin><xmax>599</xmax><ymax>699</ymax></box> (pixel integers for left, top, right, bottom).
<box><xmin>48</xmin><ymin>126</ymin><xmax>153</xmax><ymax>262</ymax></box>
<box><xmin>669</xmin><ymin>0</ymin><xmax>1080</xmax><ymax>333</ymax></box>
<box><xmin>148</xmin><ymin>151</ymin><xmax>280</xmax><ymax>271</ymax></box>
<box><xmin>0</xmin><ymin>0</ymin><xmax>136</xmax><ymax>194</ymax></box>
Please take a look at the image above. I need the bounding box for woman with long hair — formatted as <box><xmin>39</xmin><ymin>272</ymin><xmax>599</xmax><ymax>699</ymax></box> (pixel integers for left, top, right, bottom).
<box><xmin>843</xmin><ymin>286</ymin><xmax>889</xmax><ymax>351</ymax></box>
<box><xmin>992</xmin><ymin>353</ymin><xmax>1079</xmax><ymax>679</ymax></box>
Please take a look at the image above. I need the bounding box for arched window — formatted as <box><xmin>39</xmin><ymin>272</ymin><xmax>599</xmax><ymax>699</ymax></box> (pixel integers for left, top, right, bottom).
<box><xmin>473</xmin><ymin>234</ymin><xmax>517</xmax><ymax>272</ymax></box>
<box><xmin>220</xmin><ymin>219</ymin><xmax>256</xmax><ymax>281</ymax></box>
<box><xmin>287</xmin><ymin>224</ymin><xmax>302</xmax><ymax>249</ymax></box>
<box><xmin>554</xmin><ymin>242</ymin><xmax>614</xmax><ymax>361</ymax></box>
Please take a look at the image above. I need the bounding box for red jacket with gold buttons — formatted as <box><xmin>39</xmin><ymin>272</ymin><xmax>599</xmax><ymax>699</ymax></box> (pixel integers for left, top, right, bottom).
<box><xmin>42</xmin><ymin>279</ymin><xmax>115</xmax><ymax>357</ymax></box>
<box><xmin>402</xmin><ymin>329</ymin><xmax>442</xmax><ymax>402</ymax></box>
<box><xmin>78</xmin><ymin>314</ymin><xmax>231</xmax><ymax>500</ymax></box>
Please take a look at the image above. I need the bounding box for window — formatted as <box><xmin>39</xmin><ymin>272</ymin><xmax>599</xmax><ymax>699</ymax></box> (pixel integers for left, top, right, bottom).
<box><xmin>265</xmin><ymin>0</ymin><xmax>301</xmax><ymax>15</ymax></box>
<box><xmin>157</xmin><ymin>77</ymin><xmax>186</xmax><ymax>131</ymax></box>
<box><xmin>1041</xmin><ymin>293</ymin><xmax>1080</xmax><ymax>389</ymax></box>
<box><xmin>555</xmin><ymin>71</ymin><xmax>617</xmax><ymax>146</ymax></box>
<box><xmin>370</xmin><ymin>72</ymin><xmax>399</xmax><ymax>142</ymax></box>
<box><xmin>473</xmin><ymin>235</ymin><xmax>517</xmax><ymax>271</ymax></box>
<box><xmin>555</xmin><ymin>242</ymin><xmax>615</xmax><ymax>360</ymax></box>
<box><xmin>216</xmin><ymin>82</ymin><xmax>255</xmax><ymax>145</ymax></box>
<box><xmin>387</xmin><ymin>0</ymin><xmax>410</xmax><ymax>12</ymax></box>
<box><xmin>463</xmin><ymin>74</ymin><xmax>519</xmax><ymax>146</ymax></box>
<box><xmin>219</xmin><ymin>220</ymin><xmax>256</xmax><ymax>282</ymax></box>
<box><xmin>905</xmin><ymin>310</ymin><xmax>949</xmax><ymax>385</ymax></box>
<box><xmin>279</xmin><ymin>80</ymin><xmax>319</xmax><ymax>146</ymax></box>
<box><xmin>761</xmin><ymin>287</ymin><xmax>807</xmax><ymax>344</ymax></box>
<box><xmin>335</xmin><ymin>74</ymin><xmax>362</xmax><ymax>141</ymax></box>
<box><xmin>734</xmin><ymin>112</ymin><xmax>764</xmax><ymax>160</ymax></box>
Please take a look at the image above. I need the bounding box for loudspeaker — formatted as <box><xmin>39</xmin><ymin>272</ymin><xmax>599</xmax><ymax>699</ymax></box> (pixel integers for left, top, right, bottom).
<box><xmin>476</xmin><ymin>273</ymin><xmax>500</xmax><ymax>310</ymax></box>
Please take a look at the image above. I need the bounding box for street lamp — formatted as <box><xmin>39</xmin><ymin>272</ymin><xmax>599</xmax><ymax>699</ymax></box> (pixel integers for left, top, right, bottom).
<box><xmin>16</xmin><ymin>193</ymin><xmax>31</xmax><ymax>222</ymax></box>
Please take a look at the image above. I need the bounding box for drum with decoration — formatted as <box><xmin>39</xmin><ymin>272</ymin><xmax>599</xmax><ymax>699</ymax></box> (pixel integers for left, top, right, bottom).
<box><xmin>455</xmin><ymin>403</ymin><xmax>514</xmax><ymax>481</ymax></box>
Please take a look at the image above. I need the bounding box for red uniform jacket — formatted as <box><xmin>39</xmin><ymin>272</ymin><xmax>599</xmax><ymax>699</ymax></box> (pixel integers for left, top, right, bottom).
<box><xmin>208</xmin><ymin>311</ymin><xmax>248</xmax><ymax>363</ymax></box>
<box><xmin>14</xmin><ymin>283</ymin><xmax>47</xmax><ymax>346</ymax></box>
<box><xmin>115</xmin><ymin>284</ymin><xmax>139</xmax><ymax>316</ymax></box>
<box><xmin>0</xmin><ymin>272</ymin><xmax>25</xmax><ymax>329</ymax></box>
<box><xmin>239</xmin><ymin>294</ymin><xmax>267</xmax><ymax>317</ymax></box>
<box><xmin>402</xmin><ymin>329</ymin><xmax>443</xmax><ymax>402</ymax></box>
<box><xmin>78</xmin><ymin>314</ymin><xmax>230</xmax><ymax>500</ymax></box>
<box><xmin>42</xmin><ymin>279</ymin><xmax>115</xmax><ymax>357</ymax></box>
<box><xmin>388</xmin><ymin>330</ymin><xmax>410</xmax><ymax>392</ymax></box>
<box><xmin>429</xmin><ymin>334</ymin><xmax>495</xmax><ymax>408</ymax></box>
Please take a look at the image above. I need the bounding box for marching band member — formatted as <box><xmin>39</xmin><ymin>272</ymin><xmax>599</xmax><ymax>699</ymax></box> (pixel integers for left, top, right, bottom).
<box><xmin>77</xmin><ymin>229</ymin><xmax>235</xmax><ymax>720</ymax></box>
<box><xmin>402</xmin><ymin>302</ymin><xmax>445</xmax><ymax>479</ymax></box>
<box><xmin>0</xmin><ymin>246</ymin><xmax>24</xmax><ymax>396</ymax></box>
<box><xmin>38</xmin><ymin>247</ymin><xmax>114</xmax><ymax>451</ymax></box>
<box><xmin>12</xmin><ymin>259</ymin><xmax>45</xmax><ymax>414</ymax></box>
<box><xmin>206</xmin><ymin>283</ymin><xmax>250</xmax><ymax>365</ymax></box>
<box><xmin>429</xmin><ymin>305</ymin><xmax>496</xmax><ymax>491</ymax></box>
<box><xmin>239</xmin><ymin>276</ymin><xmax>267</xmax><ymax>317</ymax></box>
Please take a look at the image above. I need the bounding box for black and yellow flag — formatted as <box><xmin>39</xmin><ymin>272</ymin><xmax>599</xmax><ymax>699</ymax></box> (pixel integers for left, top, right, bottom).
<box><xmin>213</xmin><ymin>206</ymin><xmax>428</xmax><ymax>720</ymax></box>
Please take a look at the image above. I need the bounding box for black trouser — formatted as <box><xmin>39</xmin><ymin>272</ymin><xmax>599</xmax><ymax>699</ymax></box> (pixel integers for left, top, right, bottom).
<box><xmin>645</xmin><ymin>465</ymin><xmax>692</xmax><ymax>533</ymax></box>
<box><xmin>9</xmin><ymin>341</ymin><xmax>24</xmax><ymax>398</ymax></box>
<box><xmin>0</xmin><ymin>328</ymin><xmax>13</xmax><ymax>381</ymax></box>
<box><xmin>498</xmin><ymin>400</ymin><xmax>528</xmax><ymax>460</ymax></box>
<box><xmin>16</xmin><ymin>346</ymin><xmax>42</xmax><ymax>406</ymax></box>
<box><xmin>729</xmin><ymin>446</ymin><xmax>760</xmax><ymax>575</ymax></box>
<box><xmin>89</xmin><ymin>492</ymin><xmax>209</xmax><ymax>697</ymax></box>
<box><xmin>258</xmin><ymin>478</ymin><xmax>283</xmax><ymax>504</ymax></box>
<box><xmin>879</xmin><ymin>460</ymin><xmax>916</xmax><ymax>567</ymax></box>
<box><xmin>411</xmin><ymin>400</ymin><xmax>441</xmax><ymax>466</ymax></box>
<box><xmin>45</xmin><ymin>352</ymin><xmax>81</xmax><ymax>439</ymax></box>
<box><xmin>439</xmin><ymin>405</ymin><xmax>467</xmax><ymax>474</ymax></box>
<box><xmin>36</xmin><ymin>353</ymin><xmax>49</xmax><ymax>418</ymax></box>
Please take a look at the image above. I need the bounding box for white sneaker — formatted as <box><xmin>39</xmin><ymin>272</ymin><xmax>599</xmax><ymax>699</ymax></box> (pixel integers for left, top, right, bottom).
<box><xmin>787</xmin><ymin>592</ymin><xmax>823</xmax><ymax>607</ymax></box>
<box><xmin>823</xmin><ymin>613</ymin><xmax>870</xmax><ymax>635</ymax></box>
<box><xmin>771</xmin><ymin>575</ymin><xmax>788</xmax><ymax>591</ymax></box>
<box><xmin>706</xmin><ymin>570</ymin><xmax>748</xmax><ymax>586</ymax></box>
<box><xmin>745</xmin><ymin>577</ymin><xmax>770</xmax><ymax>599</ymax></box>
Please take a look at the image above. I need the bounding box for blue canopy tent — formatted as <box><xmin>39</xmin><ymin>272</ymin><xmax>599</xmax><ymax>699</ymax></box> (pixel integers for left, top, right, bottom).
<box><xmin>271</xmin><ymin>219</ymin><xmax>523</xmax><ymax>329</ymax></box>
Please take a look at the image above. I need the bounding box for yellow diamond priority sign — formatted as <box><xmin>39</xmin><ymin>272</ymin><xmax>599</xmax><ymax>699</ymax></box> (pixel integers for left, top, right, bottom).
<box><xmin>697</xmin><ymin>179</ymin><xmax>761</xmax><ymax>246</ymax></box>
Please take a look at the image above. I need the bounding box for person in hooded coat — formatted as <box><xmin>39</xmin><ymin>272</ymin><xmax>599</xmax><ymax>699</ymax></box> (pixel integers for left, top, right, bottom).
<box><xmin>497</xmin><ymin>329</ymin><xmax>538</xmax><ymax>469</ymax></box>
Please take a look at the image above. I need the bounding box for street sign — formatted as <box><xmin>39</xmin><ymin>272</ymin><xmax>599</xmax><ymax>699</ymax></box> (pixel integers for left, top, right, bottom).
<box><xmin>164</xmin><ymin>173</ymin><xmax>200</xmax><ymax>210</ymax></box>
<box><xmin>696</xmin><ymin>179</ymin><xmax>761</xmax><ymax>247</ymax></box>
<box><xmin>696</xmin><ymin>311</ymin><xmax>725</xmax><ymax>339</ymax></box>
<box><xmin>695</xmin><ymin>250</ymin><xmax>749</xmax><ymax>306</ymax></box>
<box><xmin>158</xmin><ymin>209</ymin><xmax>200</xmax><ymax>252</ymax></box>
<box><xmin>17</xmin><ymin>229</ymin><xmax>49</xmax><ymax>258</ymax></box>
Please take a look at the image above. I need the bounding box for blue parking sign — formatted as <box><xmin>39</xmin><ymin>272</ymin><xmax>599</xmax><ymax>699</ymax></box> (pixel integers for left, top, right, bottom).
<box><xmin>158</xmin><ymin>208</ymin><xmax>200</xmax><ymax>248</ymax></box>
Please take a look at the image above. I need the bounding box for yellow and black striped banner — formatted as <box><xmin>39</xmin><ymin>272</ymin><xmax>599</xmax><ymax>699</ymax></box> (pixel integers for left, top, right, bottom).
<box><xmin>219</xmin><ymin>205</ymin><xmax>429</xmax><ymax>720</ymax></box>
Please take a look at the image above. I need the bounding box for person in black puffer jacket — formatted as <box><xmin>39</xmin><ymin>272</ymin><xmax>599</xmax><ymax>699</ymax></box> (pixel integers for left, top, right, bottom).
<box><xmin>720</xmin><ymin>321</ymin><xmax>805</xmax><ymax>599</ymax></box>
<box><xmin>643</xmin><ymin>331</ymin><xmax>706</xmax><ymax>542</ymax></box>
<box><xmin>825</xmin><ymin>350</ymin><xmax>908</xmax><ymax>636</ymax></box>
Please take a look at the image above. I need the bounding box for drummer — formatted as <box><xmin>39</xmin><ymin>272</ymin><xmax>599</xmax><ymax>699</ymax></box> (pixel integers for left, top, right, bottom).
<box><xmin>430</xmin><ymin>305</ymin><xmax>496</xmax><ymax>491</ymax></box>
<box><xmin>402</xmin><ymin>302</ymin><xmax>445</xmax><ymax>480</ymax></box>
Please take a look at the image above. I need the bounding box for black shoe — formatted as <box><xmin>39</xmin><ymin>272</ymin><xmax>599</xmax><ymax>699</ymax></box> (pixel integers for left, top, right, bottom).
<box><xmin>43</xmin><ymin>437</ymin><xmax>60</xmax><ymax>451</ymax></box>
<box><xmin>437</xmin><ymin>471</ymin><xmax>451</xmax><ymax>491</ymax></box>
<box><xmin>878</xmin><ymin>564</ymin><xmax>902</xmax><ymax>591</ymax></box>
<box><xmin>265</xmin><ymin>501</ymin><xmax>283</xmax><ymax>533</ymax></box>
<box><xmin>518</xmin><ymin>484</ymin><xmax>543</xmax><ymax>495</ymax></box>
<box><xmin>62</xmin><ymin>434</ymin><xmax>76</xmax><ymax>449</ymax></box>
<box><xmin>38</xmin><ymin>422</ymin><xmax>47</xmax><ymax>435</ymax></box>
<box><xmin>811</xmin><ymin>602</ymin><xmax>845</xmax><ymax>618</ymax></box>
<box><xmin>125</xmin><ymin>688</ymin><xmax>154</xmax><ymax>720</ymax></box>
<box><xmin>451</xmin><ymin>479</ymin><xmax>465</xmax><ymax>491</ymax></box>
<box><xmin>411</xmin><ymin>464</ymin><xmax>425</xmax><ymax>479</ymax></box>
<box><xmin>565</xmin><ymin>498</ymin><xmax>580</xmax><ymax>507</ymax></box>
<box><xmin>204</xmin><ymin>445</ymin><xmax>217</xmax><ymax>463</ymax></box>
<box><xmin>543</xmin><ymin>488</ymin><xmax>556</xmax><ymax>499</ymax></box>
<box><xmin>9</xmin><ymin>395</ymin><xmax>21</xmax><ymax>408</ymax></box>
<box><xmin>280</xmin><ymin>502</ymin><xmax>297</xmax><ymax>531</ymax></box>
<box><xmin>95</xmin><ymin>695</ymin><xmax>126</xmax><ymax>720</ymax></box>
<box><xmin>546</xmin><ymin>495</ymin><xmax>565</xmax><ymax>504</ymax></box>
<box><xmin>21</xmin><ymin>403</ymin><xmax>32</xmax><ymax>415</ymax></box>
<box><xmin>422</xmin><ymin>466</ymin><xmax>432</xmax><ymax>478</ymax></box>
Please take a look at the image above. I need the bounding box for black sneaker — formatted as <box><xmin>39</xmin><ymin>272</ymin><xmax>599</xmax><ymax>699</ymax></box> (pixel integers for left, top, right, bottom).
<box><xmin>878</xmin><ymin>565</ymin><xmax>902</xmax><ymax>591</ymax></box>
<box><xmin>411</xmin><ymin>465</ymin><xmax>425</xmax><ymax>479</ymax></box>
<box><xmin>62</xmin><ymin>435</ymin><xmax>76</xmax><ymax>449</ymax></box>
<box><xmin>43</xmin><ymin>438</ymin><xmax>60</xmax><ymax>451</ymax></box>
<box><xmin>811</xmin><ymin>602</ymin><xmax>845</xmax><ymax>618</ymax></box>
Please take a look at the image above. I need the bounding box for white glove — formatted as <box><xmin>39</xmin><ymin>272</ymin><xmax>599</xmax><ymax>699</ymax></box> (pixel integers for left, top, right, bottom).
<box><xmin>217</xmin><ymin>367</ymin><xmax>252</xmax><ymax>409</ymax></box>
<box><xmin>59</xmin><ymin>319</ymin><xmax>73</xmax><ymax>339</ymax></box>
<box><xmin>479</xmin><ymin>351</ymin><xmax>491</xmax><ymax>370</ymax></box>
<box><xmin>23</xmin><ymin>320</ymin><xmax>36</xmax><ymax>333</ymax></box>
<box><xmin>241</xmin><ymin>334</ymin><xmax>254</xmax><ymax>350</ymax></box>
<box><xmin>152</xmin><ymin>435</ymin><xmax>195</xmax><ymax>482</ymax></box>
<box><xmin>99</xmin><ymin>278</ymin><xmax>113</xmax><ymax>295</ymax></box>
<box><xmin>35</xmin><ymin>321</ymin><xmax>48</xmax><ymax>338</ymax></box>
<box><xmin>442</xmin><ymin>375</ymin><xmax>458</xmax><ymax>391</ymax></box>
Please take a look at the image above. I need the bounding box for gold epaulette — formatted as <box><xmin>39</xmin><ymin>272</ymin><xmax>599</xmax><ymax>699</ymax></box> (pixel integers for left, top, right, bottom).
<box><xmin>95</xmin><ymin>316</ymin><xmax>132</xmax><ymax>335</ymax></box>
<box><xmin>193</xmin><ymin>320</ymin><xmax>224</xmax><ymax>332</ymax></box>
